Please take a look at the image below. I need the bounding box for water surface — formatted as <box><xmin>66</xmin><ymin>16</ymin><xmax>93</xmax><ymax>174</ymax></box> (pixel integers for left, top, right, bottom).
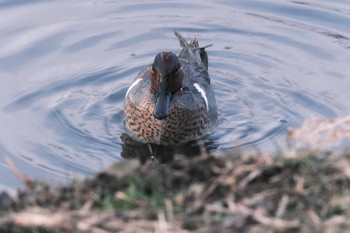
<box><xmin>1</xmin><ymin>0</ymin><xmax>350</xmax><ymax>190</ymax></box>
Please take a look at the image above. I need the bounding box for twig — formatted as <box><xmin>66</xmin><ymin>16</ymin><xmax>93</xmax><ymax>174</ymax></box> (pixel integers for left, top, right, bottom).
<box><xmin>5</xmin><ymin>155</ymin><xmax>34</xmax><ymax>188</ymax></box>
<box><xmin>275</xmin><ymin>195</ymin><xmax>289</xmax><ymax>218</ymax></box>
<box><xmin>238</xmin><ymin>169</ymin><xmax>262</xmax><ymax>190</ymax></box>
<box><xmin>156</xmin><ymin>211</ymin><xmax>168</xmax><ymax>233</ymax></box>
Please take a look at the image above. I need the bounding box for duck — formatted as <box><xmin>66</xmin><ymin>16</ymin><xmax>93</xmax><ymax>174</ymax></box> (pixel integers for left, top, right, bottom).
<box><xmin>124</xmin><ymin>31</ymin><xmax>218</xmax><ymax>145</ymax></box>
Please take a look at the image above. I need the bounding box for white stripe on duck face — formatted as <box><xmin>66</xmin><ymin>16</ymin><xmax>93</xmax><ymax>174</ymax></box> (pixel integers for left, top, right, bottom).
<box><xmin>125</xmin><ymin>78</ymin><xmax>142</xmax><ymax>98</ymax></box>
<box><xmin>193</xmin><ymin>83</ymin><xmax>209</xmax><ymax>112</ymax></box>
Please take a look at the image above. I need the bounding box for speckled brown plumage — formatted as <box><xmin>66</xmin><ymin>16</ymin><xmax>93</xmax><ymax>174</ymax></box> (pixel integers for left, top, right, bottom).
<box><xmin>124</xmin><ymin>31</ymin><xmax>218</xmax><ymax>145</ymax></box>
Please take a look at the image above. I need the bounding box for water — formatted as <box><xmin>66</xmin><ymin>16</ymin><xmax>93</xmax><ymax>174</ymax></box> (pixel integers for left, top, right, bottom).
<box><xmin>1</xmin><ymin>0</ymin><xmax>349</xmax><ymax>190</ymax></box>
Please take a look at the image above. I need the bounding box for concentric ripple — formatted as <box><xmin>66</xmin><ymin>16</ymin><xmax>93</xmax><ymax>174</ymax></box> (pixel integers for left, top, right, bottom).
<box><xmin>0</xmin><ymin>0</ymin><xmax>350</xmax><ymax>190</ymax></box>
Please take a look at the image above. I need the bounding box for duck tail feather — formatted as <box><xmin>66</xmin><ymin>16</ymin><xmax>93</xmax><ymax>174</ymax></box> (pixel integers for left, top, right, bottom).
<box><xmin>174</xmin><ymin>31</ymin><xmax>188</xmax><ymax>48</ymax></box>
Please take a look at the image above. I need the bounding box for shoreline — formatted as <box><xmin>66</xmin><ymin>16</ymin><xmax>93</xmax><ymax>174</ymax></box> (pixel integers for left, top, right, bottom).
<box><xmin>1</xmin><ymin>148</ymin><xmax>350</xmax><ymax>233</ymax></box>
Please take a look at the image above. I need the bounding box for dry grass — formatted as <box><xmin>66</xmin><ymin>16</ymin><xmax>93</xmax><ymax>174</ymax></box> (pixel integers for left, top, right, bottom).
<box><xmin>288</xmin><ymin>115</ymin><xmax>350</xmax><ymax>152</ymax></box>
<box><xmin>1</xmin><ymin>151</ymin><xmax>350</xmax><ymax>232</ymax></box>
<box><xmin>1</xmin><ymin>116</ymin><xmax>350</xmax><ymax>232</ymax></box>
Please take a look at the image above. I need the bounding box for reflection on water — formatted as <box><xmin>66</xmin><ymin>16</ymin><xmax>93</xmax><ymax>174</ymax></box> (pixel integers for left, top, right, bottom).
<box><xmin>0</xmin><ymin>0</ymin><xmax>350</xmax><ymax>190</ymax></box>
<box><xmin>120</xmin><ymin>133</ymin><xmax>218</xmax><ymax>164</ymax></box>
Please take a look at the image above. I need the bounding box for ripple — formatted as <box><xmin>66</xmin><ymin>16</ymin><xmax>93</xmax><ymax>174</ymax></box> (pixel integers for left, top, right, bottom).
<box><xmin>1</xmin><ymin>0</ymin><xmax>350</xmax><ymax>190</ymax></box>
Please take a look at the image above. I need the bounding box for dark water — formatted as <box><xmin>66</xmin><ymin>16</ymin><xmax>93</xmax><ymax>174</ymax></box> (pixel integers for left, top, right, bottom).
<box><xmin>1</xmin><ymin>0</ymin><xmax>350</xmax><ymax>190</ymax></box>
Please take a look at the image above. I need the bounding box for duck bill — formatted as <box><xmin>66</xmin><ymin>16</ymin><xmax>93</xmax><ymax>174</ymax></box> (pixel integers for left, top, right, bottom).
<box><xmin>154</xmin><ymin>81</ymin><xmax>170</xmax><ymax>120</ymax></box>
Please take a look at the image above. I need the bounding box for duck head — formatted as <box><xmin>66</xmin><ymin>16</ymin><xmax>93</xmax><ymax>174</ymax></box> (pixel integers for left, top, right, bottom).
<box><xmin>149</xmin><ymin>52</ymin><xmax>184</xmax><ymax>120</ymax></box>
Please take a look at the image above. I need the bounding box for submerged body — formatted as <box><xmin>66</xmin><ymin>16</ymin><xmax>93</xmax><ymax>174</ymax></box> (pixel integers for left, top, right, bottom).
<box><xmin>124</xmin><ymin>31</ymin><xmax>218</xmax><ymax>145</ymax></box>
